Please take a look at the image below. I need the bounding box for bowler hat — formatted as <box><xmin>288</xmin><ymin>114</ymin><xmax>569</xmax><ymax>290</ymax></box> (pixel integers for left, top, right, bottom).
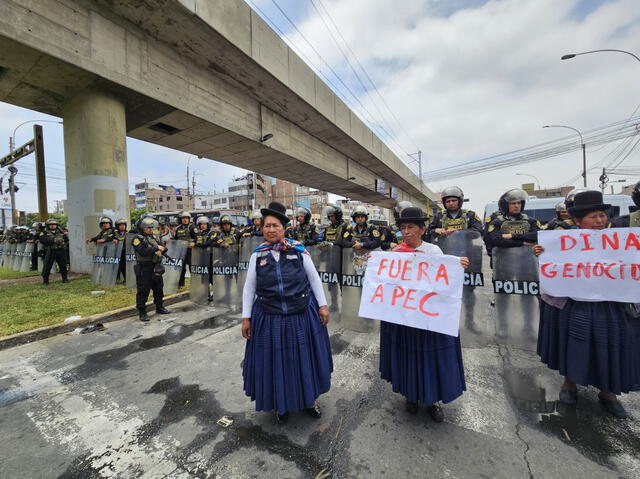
<box><xmin>396</xmin><ymin>207</ymin><xmax>429</xmax><ymax>225</ymax></box>
<box><xmin>568</xmin><ymin>190</ymin><xmax>611</xmax><ymax>217</ymax></box>
<box><xmin>260</xmin><ymin>202</ymin><xmax>290</xmax><ymax>225</ymax></box>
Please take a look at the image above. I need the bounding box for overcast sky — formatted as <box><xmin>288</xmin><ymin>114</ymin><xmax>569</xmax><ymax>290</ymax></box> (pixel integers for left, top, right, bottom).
<box><xmin>1</xmin><ymin>0</ymin><xmax>639</xmax><ymax>215</ymax></box>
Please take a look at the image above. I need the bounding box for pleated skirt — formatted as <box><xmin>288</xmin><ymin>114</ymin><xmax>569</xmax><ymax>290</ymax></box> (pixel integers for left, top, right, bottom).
<box><xmin>537</xmin><ymin>299</ymin><xmax>637</xmax><ymax>394</ymax></box>
<box><xmin>379</xmin><ymin>321</ymin><xmax>466</xmax><ymax>405</ymax></box>
<box><xmin>242</xmin><ymin>296</ymin><xmax>333</xmax><ymax>415</ymax></box>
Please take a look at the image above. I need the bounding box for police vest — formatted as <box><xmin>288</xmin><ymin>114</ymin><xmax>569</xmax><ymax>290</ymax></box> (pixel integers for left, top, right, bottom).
<box><xmin>114</xmin><ymin>230</ymin><xmax>127</xmax><ymax>241</ymax></box>
<box><xmin>498</xmin><ymin>214</ymin><xmax>533</xmax><ymax>235</ymax></box>
<box><xmin>292</xmin><ymin>224</ymin><xmax>315</xmax><ymax>242</ymax></box>
<box><xmin>351</xmin><ymin>224</ymin><xmax>379</xmax><ymax>240</ymax></box>
<box><xmin>175</xmin><ymin>224</ymin><xmax>193</xmax><ymax>241</ymax></box>
<box><xmin>220</xmin><ymin>228</ymin><xmax>239</xmax><ymax>245</ymax></box>
<box><xmin>325</xmin><ymin>222</ymin><xmax>346</xmax><ymax>242</ymax></box>
<box><xmin>440</xmin><ymin>210</ymin><xmax>471</xmax><ymax>231</ymax></box>
<box><xmin>133</xmin><ymin>234</ymin><xmax>161</xmax><ymax>263</ymax></box>
<box><xmin>631</xmin><ymin>211</ymin><xmax>640</xmax><ymax>227</ymax></box>
<box><xmin>45</xmin><ymin>229</ymin><xmax>66</xmax><ymax>249</ymax></box>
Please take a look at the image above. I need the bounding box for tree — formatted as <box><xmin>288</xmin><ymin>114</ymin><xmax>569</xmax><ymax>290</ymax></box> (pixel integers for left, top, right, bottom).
<box><xmin>24</xmin><ymin>212</ymin><xmax>67</xmax><ymax>228</ymax></box>
<box><xmin>130</xmin><ymin>208</ymin><xmax>150</xmax><ymax>226</ymax></box>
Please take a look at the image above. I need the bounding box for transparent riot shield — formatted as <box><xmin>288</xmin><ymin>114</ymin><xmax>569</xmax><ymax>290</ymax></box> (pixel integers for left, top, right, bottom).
<box><xmin>162</xmin><ymin>240</ymin><xmax>189</xmax><ymax>295</ymax></box>
<box><xmin>0</xmin><ymin>242</ymin><xmax>4</xmax><ymax>267</ymax></box>
<box><xmin>12</xmin><ymin>243</ymin><xmax>26</xmax><ymax>271</ymax></box>
<box><xmin>4</xmin><ymin>243</ymin><xmax>16</xmax><ymax>269</ymax></box>
<box><xmin>237</xmin><ymin>236</ymin><xmax>264</xmax><ymax>288</ymax></box>
<box><xmin>492</xmin><ymin>246</ymin><xmax>540</xmax><ymax>351</ymax></box>
<box><xmin>435</xmin><ymin>230</ymin><xmax>488</xmax><ymax>344</ymax></box>
<box><xmin>91</xmin><ymin>242</ymin><xmax>122</xmax><ymax>286</ymax></box>
<box><xmin>91</xmin><ymin>243</ymin><xmax>107</xmax><ymax>284</ymax></box>
<box><xmin>211</xmin><ymin>245</ymin><xmax>241</xmax><ymax>312</ymax></box>
<box><xmin>308</xmin><ymin>244</ymin><xmax>342</xmax><ymax>314</ymax></box>
<box><xmin>341</xmin><ymin>248</ymin><xmax>378</xmax><ymax>333</ymax></box>
<box><xmin>20</xmin><ymin>243</ymin><xmax>35</xmax><ymax>272</ymax></box>
<box><xmin>190</xmin><ymin>247</ymin><xmax>212</xmax><ymax>305</ymax></box>
<box><xmin>125</xmin><ymin>234</ymin><xmax>137</xmax><ymax>289</ymax></box>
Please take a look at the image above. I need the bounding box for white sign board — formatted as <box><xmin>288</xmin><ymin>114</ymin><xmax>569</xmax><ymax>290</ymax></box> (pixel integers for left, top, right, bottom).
<box><xmin>358</xmin><ymin>251</ymin><xmax>464</xmax><ymax>337</ymax></box>
<box><xmin>538</xmin><ymin>228</ymin><xmax>640</xmax><ymax>302</ymax></box>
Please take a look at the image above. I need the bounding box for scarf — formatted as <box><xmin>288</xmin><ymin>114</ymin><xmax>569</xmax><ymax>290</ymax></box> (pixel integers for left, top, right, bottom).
<box><xmin>393</xmin><ymin>242</ymin><xmax>418</xmax><ymax>252</ymax></box>
<box><xmin>254</xmin><ymin>237</ymin><xmax>308</xmax><ymax>254</ymax></box>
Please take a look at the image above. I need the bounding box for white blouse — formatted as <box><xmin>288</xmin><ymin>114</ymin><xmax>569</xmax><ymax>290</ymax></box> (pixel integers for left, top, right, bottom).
<box><xmin>242</xmin><ymin>250</ymin><xmax>328</xmax><ymax>318</ymax></box>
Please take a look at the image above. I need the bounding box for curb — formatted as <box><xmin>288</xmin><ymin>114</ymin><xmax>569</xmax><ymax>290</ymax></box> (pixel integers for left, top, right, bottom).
<box><xmin>0</xmin><ymin>291</ymin><xmax>191</xmax><ymax>351</ymax></box>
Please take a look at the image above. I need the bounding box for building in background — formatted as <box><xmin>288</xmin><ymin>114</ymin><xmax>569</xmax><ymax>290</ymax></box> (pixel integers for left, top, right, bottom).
<box><xmin>227</xmin><ymin>173</ymin><xmax>270</xmax><ymax>214</ymax></box>
<box><xmin>521</xmin><ymin>184</ymin><xmax>574</xmax><ymax>199</ymax></box>
<box><xmin>336</xmin><ymin>199</ymin><xmax>390</xmax><ymax>224</ymax></box>
<box><xmin>134</xmin><ymin>182</ymin><xmax>192</xmax><ymax>212</ymax></box>
<box><xmin>193</xmin><ymin>192</ymin><xmax>231</xmax><ymax>210</ymax></box>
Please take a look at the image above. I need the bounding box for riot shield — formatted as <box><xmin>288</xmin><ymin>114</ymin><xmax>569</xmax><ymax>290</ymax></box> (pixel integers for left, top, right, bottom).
<box><xmin>237</xmin><ymin>236</ymin><xmax>264</xmax><ymax>288</ymax></box>
<box><xmin>492</xmin><ymin>246</ymin><xmax>540</xmax><ymax>351</ymax></box>
<box><xmin>211</xmin><ymin>244</ymin><xmax>241</xmax><ymax>312</ymax></box>
<box><xmin>20</xmin><ymin>243</ymin><xmax>35</xmax><ymax>272</ymax></box>
<box><xmin>12</xmin><ymin>243</ymin><xmax>26</xmax><ymax>271</ymax></box>
<box><xmin>4</xmin><ymin>243</ymin><xmax>16</xmax><ymax>269</ymax></box>
<box><xmin>0</xmin><ymin>242</ymin><xmax>4</xmax><ymax>267</ymax></box>
<box><xmin>308</xmin><ymin>244</ymin><xmax>342</xmax><ymax>314</ymax></box>
<box><xmin>435</xmin><ymin>230</ymin><xmax>487</xmax><ymax>343</ymax></box>
<box><xmin>162</xmin><ymin>240</ymin><xmax>189</xmax><ymax>295</ymax></box>
<box><xmin>91</xmin><ymin>242</ymin><xmax>123</xmax><ymax>286</ymax></box>
<box><xmin>341</xmin><ymin>248</ymin><xmax>378</xmax><ymax>333</ymax></box>
<box><xmin>190</xmin><ymin>247</ymin><xmax>212</xmax><ymax>304</ymax></box>
<box><xmin>125</xmin><ymin>234</ymin><xmax>137</xmax><ymax>289</ymax></box>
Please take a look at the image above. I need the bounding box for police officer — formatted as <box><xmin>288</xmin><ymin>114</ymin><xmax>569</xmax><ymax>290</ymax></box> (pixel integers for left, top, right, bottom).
<box><xmin>343</xmin><ymin>206</ymin><xmax>381</xmax><ymax>250</ymax></box>
<box><xmin>40</xmin><ymin>218</ymin><xmax>69</xmax><ymax>285</ymax></box>
<box><xmin>612</xmin><ymin>180</ymin><xmax>640</xmax><ymax>227</ymax></box>
<box><xmin>382</xmin><ymin>201</ymin><xmax>412</xmax><ymax>250</ymax></box>
<box><xmin>133</xmin><ymin>217</ymin><xmax>170</xmax><ymax>322</ymax></box>
<box><xmin>485</xmin><ymin>188</ymin><xmax>541</xmax><ymax>248</ymax></box>
<box><xmin>86</xmin><ymin>217</ymin><xmax>115</xmax><ymax>244</ymax></box>
<box><xmin>428</xmin><ymin>187</ymin><xmax>483</xmax><ymax>240</ymax></box>
<box><xmin>112</xmin><ymin>218</ymin><xmax>128</xmax><ymax>282</ymax></box>
<box><xmin>243</xmin><ymin>212</ymin><xmax>264</xmax><ymax>237</ymax></box>
<box><xmin>175</xmin><ymin>211</ymin><xmax>196</xmax><ymax>288</ymax></box>
<box><xmin>286</xmin><ymin>207</ymin><xmax>319</xmax><ymax>245</ymax></box>
<box><xmin>29</xmin><ymin>222</ymin><xmax>44</xmax><ymax>270</ymax></box>
<box><xmin>218</xmin><ymin>215</ymin><xmax>243</xmax><ymax>247</ymax></box>
<box><xmin>544</xmin><ymin>202</ymin><xmax>576</xmax><ymax>230</ymax></box>
<box><xmin>211</xmin><ymin>216</ymin><xmax>221</xmax><ymax>233</ymax></box>
<box><xmin>194</xmin><ymin>216</ymin><xmax>223</xmax><ymax>248</ymax></box>
<box><xmin>320</xmin><ymin>205</ymin><xmax>349</xmax><ymax>247</ymax></box>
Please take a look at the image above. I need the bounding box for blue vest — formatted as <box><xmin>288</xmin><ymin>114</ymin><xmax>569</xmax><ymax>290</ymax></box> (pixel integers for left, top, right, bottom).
<box><xmin>255</xmin><ymin>250</ymin><xmax>310</xmax><ymax>314</ymax></box>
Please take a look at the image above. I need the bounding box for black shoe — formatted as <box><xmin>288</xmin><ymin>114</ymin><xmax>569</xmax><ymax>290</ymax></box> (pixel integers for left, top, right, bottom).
<box><xmin>42</xmin><ymin>281</ymin><xmax>49</xmax><ymax>286</ymax></box>
<box><xmin>559</xmin><ymin>387</ymin><xmax>577</xmax><ymax>405</ymax></box>
<box><xmin>305</xmin><ymin>403</ymin><xmax>322</xmax><ymax>419</ymax></box>
<box><xmin>155</xmin><ymin>307</ymin><xmax>170</xmax><ymax>314</ymax></box>
<box><xmin>405</xmin><ymin>400</ymin><xmax>419</xmax><ymax>414</ymax></box>
<box><xmin>598</xmin><ymin>393</ymin><xmax>627</xmax><ymax>419</ymax></box>
<box><xmin>139</xmin><ymin>312</ymin><xmax>150</xmax><ymax>322</ymax></box>
<box><xmin>275</xmin><ymin>412</ymin><xmax>289</xmax><ymax>424</ymax></box>
<box><xmin>62</xmin><ymin>278</ymin><xmax>70</xmax><ymax>284</ymax></box>
<box><xmin>427</xmin><ymin>403</ymin><xmax>444</xmax><ymax>423</ymax></box>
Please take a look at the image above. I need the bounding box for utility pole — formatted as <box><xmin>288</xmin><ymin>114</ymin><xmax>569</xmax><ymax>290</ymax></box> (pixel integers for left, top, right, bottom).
<box><xmin>192</xmin><ymin>172</ymin><xmax>196</xmax><ymax>209</ymax></box>
<box><xmin>8</xmin><ymin>166</ymin><xmax>18</xmax><ymax>225</ymax></box>
<box><xmin>33</xmin><ymin>125</ymin><xmax>47</xmax><ymax>221</ymax></box>
<box><xmin>418</xmin><ymin>150</ymin><xmax>423</xmax><ymax>187</ymax></box>
<box><xmin>581</xmin><ymin>143</ymin><xmax>587</xmax><ymax>187</ymax></box>
<box><xmin>0</xmin><ymin>176</ymin><xmax>5</xmax><ymax>230</ymax></box>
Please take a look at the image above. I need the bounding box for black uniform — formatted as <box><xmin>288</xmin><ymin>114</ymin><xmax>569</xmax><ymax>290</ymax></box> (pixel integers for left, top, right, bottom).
<box><xmin>194</xmin><ymin>229</ymin><xmax>223</xmax><ymax>248</ymax></box>
<box><xmin>245</xmin><ymin>225</ymin><xmax>263</xmax><ymax>237</ymax></box>
<box><xmin>428</xmin><ymin>209</ymin><xmax>483</xmax><ymax>242</ymax></box>
<box><xmin>219</xmin><ymin>227</ymin><xmax>243</xmax><ymax>246</ymax></box>
<box><xmin>31</xmin><ymin>227</ymin><xmax>45</xmax><ymax>270</ymax></box>
<box><xmin>544</xmin><ymin>217</ymin><xmax>577</xmax><ymax>230</ymax></box>
<box><xmin>612</xmin><ymin>211</ymin><xmax>640</xmax><ymax>228</ymax></box>
<box><xmin>342</xmin><ymin>223</ymin><xmax>381</xmax><ymax>249</ymax></box>
<box><xmin>286</xmin><ymin>222</ymin><xmax>319</xmax><ymax>246</ymax></box>
<box><xmin>322</xmin><ymin>220</ymin><xmax>349</xmax><ymax>246</ymax></box>
<box><xmin>175</xmin><ymin>222</ymin><xmax>196</xmax><ymax>288</ymax></box>
<box><xmin>114</xmin><ymin>229</ymin><xmax>127</xmax><ymax>281</ymax></box>
<box><xmin>132</xmin><ymin>233</ymin><xmax>165</xmax><ymax>314</ymax></box>
<box><xmin>89</xmin><ymin>228</ymin><xmax>115</xmax><ymax>243</ymax></box>
<box><xmin>484</xmin><ymin>212</ymin><xmax>541</xmax><ymax>251</ymax></box>
<box><xmin>40</xmin><ymin>227</ymin><xmax>69</xmax><ymax>284</ymax></box>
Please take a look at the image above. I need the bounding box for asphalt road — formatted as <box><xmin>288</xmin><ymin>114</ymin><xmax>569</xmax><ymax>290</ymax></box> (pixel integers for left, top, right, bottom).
<box><xmin>1</xmin><ymin>287</ymin><xmax>639</xmax><ymax>478</ymax></box>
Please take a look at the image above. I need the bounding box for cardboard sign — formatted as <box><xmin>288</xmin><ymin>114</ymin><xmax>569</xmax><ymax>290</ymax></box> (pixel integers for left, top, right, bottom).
<box><xmin>358</xmin><ymin>251</ymin><xmax>464</xmax><ymax>337</ymax></box>
<box><xmin>538</xmin><ymin>228</ymin><xmax>640</xmax><ymax>302</ymax></box>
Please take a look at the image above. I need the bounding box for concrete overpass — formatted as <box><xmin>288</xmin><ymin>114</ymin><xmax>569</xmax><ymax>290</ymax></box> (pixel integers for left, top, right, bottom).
<box><xmin>0</xmin><ymin>0</ymin><xmax>438</xmax><ymax>272</ymax></box>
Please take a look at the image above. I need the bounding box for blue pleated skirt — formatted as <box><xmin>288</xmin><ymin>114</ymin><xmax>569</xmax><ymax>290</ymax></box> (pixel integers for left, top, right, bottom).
<box><xmin>379</xmin><ymin>321</ymin><xmax>466</xmax><ymax>405</ymax></box>
<box><xmin>537</xmin><ymin>299</ymin><xmax>636</xmax><ymax>394</ymax></box>
<box><xmin>242</xmin><ymin>296</ymin><xmax>333</xmax><ymax>415</ymax></box>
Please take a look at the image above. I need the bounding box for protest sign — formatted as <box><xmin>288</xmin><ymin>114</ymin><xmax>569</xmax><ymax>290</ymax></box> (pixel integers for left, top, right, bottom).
<box><xmin>358</xmin><ymin>251</ymin><xmax>464</xmax><ymax>337</ymax></box>
<box><xmin>538</xmin><ymin>228</ymin><xmax>640</xmax><ymax>302</ymax></box>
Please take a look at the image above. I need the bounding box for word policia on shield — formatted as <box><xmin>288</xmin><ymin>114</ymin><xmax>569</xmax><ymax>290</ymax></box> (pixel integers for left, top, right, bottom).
<box><xmin>538</xmin><ymin>228</ymin><xmax>640</xmax><ymax>303</ymax></box>
<box><xmin>358</xmin><ymin>252</ymin><xmax>464</xmax><ymax>337</ymax></box>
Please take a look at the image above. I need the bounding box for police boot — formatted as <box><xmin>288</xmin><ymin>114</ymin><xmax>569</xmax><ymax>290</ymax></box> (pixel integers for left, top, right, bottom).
<box><xmin>42</xmin><ymin>279</ymin><xmax>49</xmax><ymax>286</ymax></box>
<box><xmin>139</xmin><ymin>310</ymin><xmax>150</xmax><ymax>322</ymax></box>
<box><xmin>155</xmin><ymin>306</ymin><xmax>170</xmax><ymax>314</ymax></box>
<box><xmin>62</xmin><ymin>274</ymin><xmax>70</xmax><ymax>284</ymax></box>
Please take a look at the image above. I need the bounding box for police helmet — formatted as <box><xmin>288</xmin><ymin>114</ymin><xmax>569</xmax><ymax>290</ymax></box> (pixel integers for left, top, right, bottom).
<box><xmin>631</xmin><ymin>180</ymin><xmax>640</xmax><ymax>207</ymax></box>
<box><xmin>555</xmin><ymin>202</ymin><xmax>567</xmax><ymax>213</ymax></box>
<box><xmin>351</xmin><ymin>205</ymin><xmax>369</xmax><ymax>219</ymax></box>
<box><xmin>140</xmin><ymin>217</ymin><xmax>159</xmax><ymax>230</ymax></box>
<box><xmin>196</xmin><ymin>216</ymin><xmax>212</xmax><ymax>227</ymax></box>
<box><xmin>212</xmin><ymin>217</ymin><xmax>220</xmax><ymax>225</ymax></box>
<box><xmin>115</xmin><ymin>218</ymin><xmax>127</xmax><ymax>227</ymax></box>
<box><xmin>441</xmin><ymin>186</ymin><xmax>464</xmax><ymax>205</ymax></box>
<box><xmin>325</xmin><ymin>205</ymin><xmax>343</xmax><ymax>222</ymax></box>
<box><xmin>177</xmin><ymin>211</ymin><xmax>191</xmax><ymax>219</ymax></box>
<box><xmin>169</xmin><ymin>218</ymin><xmax>179</xmax><ymax>227</ymax></box>
<box><xmin>565</xmin><ymin>188</ymin><xmax>596</xmax><ymax>209</ymax></box>
<box><xmin>32</xmin><ymin>222</ymin><xmax>41</xmax><ymax>229</ymax></box>
<box><xmin>220</xmin><ymin>215</ymin><xmax>233</xmax><ymax>225</ymax></box>
<box><xmin>498</xmin><ymin>188</ymin><xmax>528</xmax><ymax>213</ymax></box>
<box><xmin>295</xmin><ymin>207</ymin><xmax>311</xmax><ymax>223</ymax></box>
<box><xmin>45</xmin><ymin>218</ymin><xmax>59</xmax><ymax>226</ymax></box>
<box><xmin>393</xmin><ymin>200</ymin><xmax>413</xmax><ymax>215</ymax></box>
<box><xmin>99</xmin><ymin>216</ymin><xmax>113</xmax><ymax>226</ymax></box>
<box><xmin>250</xmin><ymin>211</ymin><xmax>263</xmax><ymax>220</ymax></box>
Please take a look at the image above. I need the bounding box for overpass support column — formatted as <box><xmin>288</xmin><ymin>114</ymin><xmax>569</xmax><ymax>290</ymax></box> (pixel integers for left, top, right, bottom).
<box><xmin>63</xmin><ymin>89</ymin><xmax>129</xmax><ymax>273</ymax></box>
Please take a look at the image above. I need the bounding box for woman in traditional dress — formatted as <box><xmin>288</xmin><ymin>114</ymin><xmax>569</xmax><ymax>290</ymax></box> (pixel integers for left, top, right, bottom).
<box><xmin>535</xmin><ymin>190</ymin><xmax>635</xmax><ymax>418</ymax></box>
<box><xmin>379</xmin><ymin>207</ymin><xmax>469</xmax><ymax>422</ymax></box>
<box><xmin>242</xmin><ymin>202</ymin><xmax>333</xmax><ymax>423</ymax></box>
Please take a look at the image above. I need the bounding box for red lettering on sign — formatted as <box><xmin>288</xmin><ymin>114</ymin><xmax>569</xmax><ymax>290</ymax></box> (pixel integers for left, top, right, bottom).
<box><xmin>631</xmin><ymin>264</ymin><xmax>640</xmax><ymax>281</ymax></box>
<box><xmin>540</xmin><ymin>262</ymin><xmax>557</xmax><ymax>278</ymax></box>
<box><xmin>562</xmin><ymin>263</ymin><xmax>574</xmax><ymax>278</ymax></box>
<box><xmin>625</xmin><ymin>233</ymin><xmax>640</xmax><ymax>251</ymax></box>
<box><xmin>376</xmin><ymin>258</ymin><xmax>389</xmax><ymax>276</ymax></box>
<box><xmin>402</xmin><ymin>289</ymin><xmax>418</xmax><ymax>310</ymax></box>
<box><xmin>580</xmin><ymin>233</ymin><xmax>594</xmax><ymax>251</ymax></box>
<box><xmin>561</xmin><ymin>235</ymin><xmax>577</xmax><ymax>251</ymax></box>
<box><xmin>593</xmin><ymin>262</ymin><xmax>605</xmax><ymax>277</ymax></box>
<box><xmin>401</xmin><ymin>260</ymin><xmax>413</xmax><ymax>281</ymax></box>
<box><xmin>418</xmin><ymin>292</ymin><xmax>439</xmax><ymax>317</ymax></box>
<box><xmin>576</xmin><ymin>262</ymin><xmax>591</xmax><ymax>278</ymax></box>
<box><xmin>370</xmin><ymin>284</ymin><xmax>384</xmax><ymax>303</ymax></box>
<box><xmin>391</xmin><ymin>285</ymin><xmax>405</xmax><ymax>305</ymax></box>
<box><xmin>601</xmin><ymin>232</ymin><xmax>619</xmax><ymax>250</ymax></box>
<box><xmin>389</xmin><ymin>260</ymin><xmax>401</xmax><ymax>279</ymax></box>
<box><xmin>417</xmin><ymin>262</ymin><xmax>431</xmax><ymax>282</ymax></box>
<box><xmin>435</xmin><ymin>264</ymin><xmax>449</xmax><ymax>285</ymax></box>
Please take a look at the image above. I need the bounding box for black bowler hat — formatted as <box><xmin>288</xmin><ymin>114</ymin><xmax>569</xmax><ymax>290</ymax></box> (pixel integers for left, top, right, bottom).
<box><xmin>568</xmin><ymin>190</ymin><xmax>611</xmax><ymax>217</ymax></box>
<box><xmin>396</xmin><ymin>206</ymin><xmax>429</xmax><ymax>225</ymax></box>
<box><xmin>260</xmin><ymin>202</ymin><xmax>290</xmax><ymax>225</ymax></box>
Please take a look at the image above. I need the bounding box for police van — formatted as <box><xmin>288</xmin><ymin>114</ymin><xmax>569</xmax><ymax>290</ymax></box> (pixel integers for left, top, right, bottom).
<box><xmin>483</xmin><ymin>194</ymin><xmax>635</xmax><ymax>224</ymax></box>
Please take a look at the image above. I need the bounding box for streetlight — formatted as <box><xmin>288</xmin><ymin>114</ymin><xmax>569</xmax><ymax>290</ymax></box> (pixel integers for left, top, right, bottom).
<box><xmin>542</xmin><ymin>125</ymin><xmax>587</xmax><ymax>187</ymax></box>
<box><xmin>515</xmin><ymin>173</ymin><xmax>540</xmax><ymax>190</ymax></box>
<box><xmin>407</xmin><ymin>150</ymin><xmax>423</xmax><ymax>186</ymax></box>
<box><xmin>10</xmin><ymin>119</ymin><xmax>62</xmax><ymax>151</ymax></box>
<box><xmin>561</xmin><ymin>49</ymin><xmax>640</xmax><ymax>64</ymax></box>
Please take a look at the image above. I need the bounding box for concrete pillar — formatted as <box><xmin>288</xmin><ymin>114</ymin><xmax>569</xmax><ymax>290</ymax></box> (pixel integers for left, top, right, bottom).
<box><xmin>63</xmin><ymin>89</ymin><xmax>129</xmax><ymax>273</ymax></box>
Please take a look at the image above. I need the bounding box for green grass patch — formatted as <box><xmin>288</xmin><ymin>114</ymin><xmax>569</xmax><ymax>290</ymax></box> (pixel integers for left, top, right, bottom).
<box><xmin>0</xmin><ymin>278</ymin><xmax>138</xmax><ymax>337</ymax></box>
<box><xmin>0</xmin><ymin>266</ymin><xmax>41</xmax><ymax>280</ymax></box>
